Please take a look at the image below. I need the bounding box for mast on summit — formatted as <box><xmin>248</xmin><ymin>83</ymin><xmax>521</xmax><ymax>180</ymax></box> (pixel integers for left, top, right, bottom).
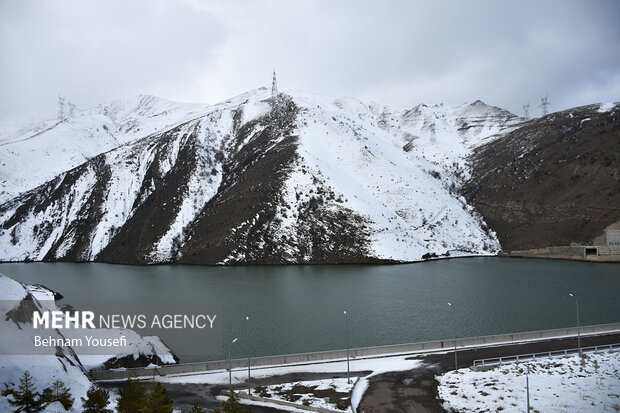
<box><xmin>271</xmin><ymin>69</ymin><xmax>278</xmax><ymax>95</ymax></box>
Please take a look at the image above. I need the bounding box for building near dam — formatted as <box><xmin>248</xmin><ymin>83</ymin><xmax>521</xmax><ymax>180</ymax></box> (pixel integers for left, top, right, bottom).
<box><xmin>606</xmin><ymin>229</ymin><xmax>620</xmax><ymax>246</ymax></box>
<box><xmin>510</xmin><ymin>228</ymin><xmax>620</xmax><ymax>262</ymax></box>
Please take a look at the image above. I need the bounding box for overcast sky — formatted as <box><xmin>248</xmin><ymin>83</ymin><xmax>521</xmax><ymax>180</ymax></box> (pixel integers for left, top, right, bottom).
<box><xmin>1</xmin><ymin>0</ymin><xmax>619</xmax><ymax>116</ymax></box>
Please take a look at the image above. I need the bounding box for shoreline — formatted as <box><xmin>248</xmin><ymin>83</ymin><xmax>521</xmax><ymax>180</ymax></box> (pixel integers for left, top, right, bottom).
<box><xmin>509</xmin><ymin>245</ymin><xmax>620</xmax><ymax>263</ymax></box>
<box><xmin>0</xmin><ymin>251</ymin><xmax>619</xmax><ymax>266</ymax></box>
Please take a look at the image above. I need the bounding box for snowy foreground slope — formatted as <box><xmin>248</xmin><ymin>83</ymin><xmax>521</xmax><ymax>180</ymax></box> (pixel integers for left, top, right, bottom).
<box><xmin>0</xmin><ymin>89</ymin><xmax>522</xmax><ymax>264</ymax></box>
<box><xmin>438</xmin><ymin>352</ymin><xmax>620</xmax><ymax>412</ymax></box>
<box><xmin>0</xmin><ymin>273</ymin><xmax>175</xmax><ymax>412</ymax></box>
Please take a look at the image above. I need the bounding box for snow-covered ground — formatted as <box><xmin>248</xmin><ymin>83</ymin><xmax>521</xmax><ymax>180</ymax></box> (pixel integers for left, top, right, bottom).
<box><xmin>438</xmin><ymin>351</ymin><xmax>620</xmax><ymax>412</ymax></box>
<box><xmin>244</xmin><ymin>378</ymin><xmax>355</xmax><ymax>412</ymax></box>
<box><xmin>158</xmin><ymin>353</ymin><xmax>422</xmax><ymax>412</ymax></box>
<box><xmin>0</xmin><ymin>273</ymin><xmax>176</xmax><ymax>412</ymax></box>
<box><xmin>0</xmin><ymin>274</ymin><xmax>92</xmax><ymax>412</ymax></box>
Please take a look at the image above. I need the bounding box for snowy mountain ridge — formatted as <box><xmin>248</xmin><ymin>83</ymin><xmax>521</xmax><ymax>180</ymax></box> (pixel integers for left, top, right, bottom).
<box><xmin>0</xmin><ymin>94</ymin><xmax>212</xmax><ymax>204</ymax></box>
<box><xmin>0</xmin><ymin>89</ymin><xmax>523</xmax><ymax>264</ymax></box>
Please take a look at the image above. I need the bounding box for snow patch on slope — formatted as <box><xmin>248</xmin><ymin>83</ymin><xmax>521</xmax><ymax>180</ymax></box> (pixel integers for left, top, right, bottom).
<box><xmin>598</xmin><ymin>102</ymin><xmax>617</xmax><ymax>113</ymax></box>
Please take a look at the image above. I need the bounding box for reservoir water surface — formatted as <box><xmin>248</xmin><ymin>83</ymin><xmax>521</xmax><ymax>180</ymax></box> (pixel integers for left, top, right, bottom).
<box><xmin>1</xmin><ymin>258</ymin><xmax>618</xmax><ymax>362</ymax></box>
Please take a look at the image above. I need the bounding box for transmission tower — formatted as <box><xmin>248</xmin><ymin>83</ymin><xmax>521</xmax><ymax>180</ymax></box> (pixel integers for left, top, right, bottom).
<box><xmin>271</xmin><ymin>69</ymin><xmax>278</xmax><ymax>95</ymax></box>
<box><xmin>522</xmin><ymin>103</ymin><xmax>530</xmax><ymax>120</ymax></box>
<box><xmin>539</xmin><ymin>94</ymin><xmax>550</xmax><ymax>117</ymax></box>
<box><xmin>57</xmin><ymin>95</ymin><xmax>66</xmax><ymax>121</ymax></box>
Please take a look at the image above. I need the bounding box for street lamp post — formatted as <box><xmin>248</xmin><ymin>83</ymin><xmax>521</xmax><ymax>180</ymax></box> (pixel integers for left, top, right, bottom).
<box><xmin>246</xmin><ymin>316</ymin><xmax>251</xmax><ymax>395</ymax></box>
<box><xmin>525</xmin><ymin>365</ymin><xmax>530</xmax><ymax>412</ymax></box>
<box><xmin>344</xmin><ymin>310</ymin><xmax>350</xmax><ymax>384</ymax></box>
<box><xmin>448</xmin><ymin>303</ymin><xmax>457</xmax><ymax>371</ymax></box>
<box><xmin>228</xmin><ymin>338</ymin><xmax>238</xmax><ymax>388</ymax></box>
<box><xmin>569</xmin><ymin>293</ymin><xmax>581</xmax><ymax>356</ymax></box>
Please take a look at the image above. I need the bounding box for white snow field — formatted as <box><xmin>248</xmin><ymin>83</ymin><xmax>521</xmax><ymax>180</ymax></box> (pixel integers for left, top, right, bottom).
<box><xmin>438</xmin><ymin>351</ymin><xmax>620</xmax><ymax>412</ymax></box>
<box><xmin>280</xmin><ymin>93</ymin><xmax>517</xmax><ymax>261</ymax></box>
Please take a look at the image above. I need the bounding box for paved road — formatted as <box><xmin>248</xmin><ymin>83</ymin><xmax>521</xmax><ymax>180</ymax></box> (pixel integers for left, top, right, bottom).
<box><xmin>164</xmin><ymin>370</ymin><xmax>373</xmax><ymax>413</ymax></box>
<box><xmin>102</xmin><ymin>332</ymin><xmax>618</xmax><ymax>412</ymax></box>
<box><xmin>358</xmin><ymin>332</ymin><xmax>620</xmax><ymax>412</ymax></box>
<box><xmin>105</xmin><ymin>370</ymin><xmax>371</xmax><ymax>413</ymax></box>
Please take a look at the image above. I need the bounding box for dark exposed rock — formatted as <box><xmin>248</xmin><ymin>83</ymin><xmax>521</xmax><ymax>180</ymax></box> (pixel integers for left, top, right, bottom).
<box><xmin>462</xmin><ymin>104</ymin><xmax>620</xmax><ymax>251</ymax></box>
<box><xmin>178</xmin><ymin>95</ymin><xmax>302</xmax><ymax>264</ymax></box>
<box><xmin>96</xmin><ymin>122</ymin><xmax>203</xmax><ymax>264</ymax></box>
<box><xmin>178</xmin><ymin>94</ymin><xmax>375</xmax><ymax>264</ymax></box>
<box><xmin>102</xmin><ymin>352</ymin><xmax>179</xmax><ymax>369</ymax></box>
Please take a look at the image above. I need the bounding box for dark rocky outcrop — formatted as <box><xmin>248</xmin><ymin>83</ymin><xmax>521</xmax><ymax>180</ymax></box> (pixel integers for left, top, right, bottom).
<box><xmin>462</xmin><ymin>104</ymin><xmax>620</xmax><ymax>251</ymax></box>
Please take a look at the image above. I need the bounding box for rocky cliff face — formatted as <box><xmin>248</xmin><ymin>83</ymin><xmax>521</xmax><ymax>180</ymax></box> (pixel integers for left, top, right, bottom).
<box><xmin>462</xmin><ymin>103</ymin><xmax>620</xmax><ymax>251</ymax></box>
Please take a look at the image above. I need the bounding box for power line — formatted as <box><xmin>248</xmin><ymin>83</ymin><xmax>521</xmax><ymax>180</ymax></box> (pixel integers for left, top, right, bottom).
<box><xmin>522</xmin><ymin>103</ymin><xmax>530</xmax><ymax>120</ymax></box>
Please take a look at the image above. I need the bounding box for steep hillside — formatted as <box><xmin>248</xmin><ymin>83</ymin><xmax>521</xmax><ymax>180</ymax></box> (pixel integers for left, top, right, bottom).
<box><xmin>462</xmin><ymin>102</ymin><xmax>620</xmax><ymax>251</ymax></box>
<box><xmin>0</xmin><ymin>95</ymin><xmax>210</xmax><ymax>204</ymax></box>
<box><xmin>0</xmin><ymin>273</ymin><xmax>176</xmax><ymax>411</ymax></box>
<box><xmin>0</xmin><ymin>90</ymin><xmax>523</xmax><ymax>264</ymax></box>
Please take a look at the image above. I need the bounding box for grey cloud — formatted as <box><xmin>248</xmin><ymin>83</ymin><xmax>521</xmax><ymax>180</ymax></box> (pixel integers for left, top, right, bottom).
<box><xmin>1</xmin><ymin>0</ymin><xmax>618</xmax><ymax>116</ymax></box>
<box><xmin>0</xmin><ymin>0</ymin><xmax>227</xmax><ymax>112</ymax></box>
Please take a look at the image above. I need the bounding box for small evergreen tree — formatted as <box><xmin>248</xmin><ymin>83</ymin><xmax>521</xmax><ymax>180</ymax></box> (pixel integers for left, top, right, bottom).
<box><xmin>81</xmin><ymin>385</ymin><xmax>112</xmax><ymax>413</ymax></box>
<box><xmin>41</xmin><ymin>379</ymin><xmax>74</xmax><ymax>410</ymax></box>
<box><xmin>116</xmin><ymin>377</ymin><xmax>146</xmax><ymax>413</ymax></box>
<box><xmin>143</xmin><ymin>382</ymin><xmax>172</xmax><ymax>413</ymax></box>
<box><xmin>1</xmin><ymin>371</ymin><xmax>45</xmax><ymax>413</ymax></box>
<box><xmin>189</xmin><ymin>405</ymin><xmax>205</xmax><ymax>413</ymax></box>
<box><xmin>214</xmin><ymin>389</ymin><xmax>244</xmax><ymax>413</ymax></box>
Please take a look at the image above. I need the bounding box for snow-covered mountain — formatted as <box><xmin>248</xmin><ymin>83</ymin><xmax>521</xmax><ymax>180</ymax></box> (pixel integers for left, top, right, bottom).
<box><xmin>0</xmin><ymin>89</ymin><xmax>523</xmax><ymax>264</ymax></box>
<box><xmin>0</xmin><ymin>95</ymin><xmax>211</xmax><ymax>204</ymax></box>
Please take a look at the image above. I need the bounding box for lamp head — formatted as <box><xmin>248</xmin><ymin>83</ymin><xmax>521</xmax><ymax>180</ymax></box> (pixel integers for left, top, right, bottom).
<box><xmin>232</xmin><ymin>338</ymin><xmax>238</xmax><ymax>343</ymax></box>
